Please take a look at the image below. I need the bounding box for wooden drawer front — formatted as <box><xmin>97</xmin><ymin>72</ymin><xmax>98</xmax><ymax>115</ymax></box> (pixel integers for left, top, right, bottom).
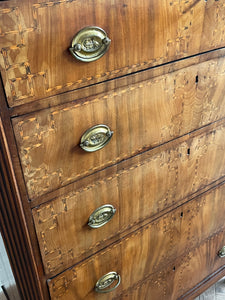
<box><xmin>33</xmin><ymin>141</ymin><xmax>225</xmax><ymax>278</ymax></box>
<box><xmin>13</xmin><ymin>57</ymin><xmax>225</xmax><ymax>199</ymax></box>
<box><xmin>1</xmin><ymin>0</ymin><xmax>225</xmax><ymax>107</ymax></box>
<box><xmin>117</xmin><ymin>230</ymin><xmax>225</xmax><ymax>300</ymax></box>
<box><xmin>47</xmin><ymin>184</ymin><xmax>225</xmax><ymax>299</ymax></box>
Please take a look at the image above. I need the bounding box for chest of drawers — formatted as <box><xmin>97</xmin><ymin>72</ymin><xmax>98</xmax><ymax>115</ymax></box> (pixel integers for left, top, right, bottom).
<box><xmin>1</xmin><ymin>1</ymin><xmax>225</xmax><ymax>299</ymax></box>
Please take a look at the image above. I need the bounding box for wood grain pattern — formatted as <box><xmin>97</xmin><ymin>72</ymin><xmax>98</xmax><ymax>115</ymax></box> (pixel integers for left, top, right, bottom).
<box><xmin>0</xmin><ymin>74</ymin><xmax>53</xmax><ymax>299</ymax></box>
<box><xmin>47</xmin><ymin>183</ymin><xmax>225</xmax><ymax>300</ymax></box>
<box><xmin>0</xmin><ymin>1</ymin><xmax>225</xmax><ymax>299</ymax></box>
<box><xmin>33</xmin><ymin>120</ymin><xmax>225</xmax><ymax>276</ymax></box>
<box><xmin>0</xmin><ymin>118</ymin><xmax>45</xmax><ymax>300</ymax></box>
<box><xmin>13</xmin><ymin>56</ymin><xmax>225</xmax><ymax>199</ymax></box>
<box><xmin>1</xmin><ymin>0</ymin><xmax>225</xmax><ymax>106</ymax></box>
<box><xmin>28</xmin><ymin>117</ymin><xmax>225</xmax><ymax>210</ymax></box>
<box><xmin>117</xmin><ymin>232</ymin><xmax>225</xmax><ymax>300</ymax></box>
<box><xmin>9</xmin><ymin>47</ymin><xmax>225</xmax><ymax>117</ymax></box>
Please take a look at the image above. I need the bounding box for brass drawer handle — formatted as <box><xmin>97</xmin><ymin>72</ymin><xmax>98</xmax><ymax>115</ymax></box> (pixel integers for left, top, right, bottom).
<box><xmin>88</xmin><ymin>204</ymin><xmax>116</xmax><ymax>229</ymax></box>
<box><xmin>218</xmin><ymin>246</ymin><xmax>225</xmax><ymax>258</ymax></box>
<box><xmin>80</xmin><ymin>124</ymin><xmax>113</xmax><ymax>152</ymax></box>
<box><xmin>69</xmin><ymin>26</ymin><xmax>111</xmax><ymax>62</ymax></box>
<box><xmin>95</xmin><ymin>272</ymin><xmax>121</xmax><ymax>293</ymax></box>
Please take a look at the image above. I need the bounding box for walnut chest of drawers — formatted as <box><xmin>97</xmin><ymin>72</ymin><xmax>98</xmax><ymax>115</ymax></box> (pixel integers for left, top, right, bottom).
<box><xmin>1</xmin><ymin>1</ymin><xmax>225</xmax><ymax>299</ymax></box>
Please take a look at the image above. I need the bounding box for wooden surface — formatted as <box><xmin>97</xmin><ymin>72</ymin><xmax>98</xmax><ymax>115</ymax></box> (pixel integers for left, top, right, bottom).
<box><xmin>0</xmin><ymin>117</ymin><xmax>46</xmax><ymax>300</ymax></box>
<box><xmin>33</xmin><ymin>120</ymin><xmax>225</xmax><ymax>276</ymax></box>
<box><xmin>8</xmin><ymin>47</ymin><xmax>225</xmax><ymax>117</ymax></box>
<box><xmin>1</xmin><ymin>0</ymin><xmax>225</xmax><ymax>106</ymax></box>
<box><xmin>13</xmin><ymin>56</ymin><xmax>225</xmax><ymax>199</ymax></box>
<box><xmin>48</xmin><ymin>182</ymin><xmax>225</xmax><ymax>299</ymax></box>
<box><xmin>0</xmin><ymin>0</ymin><xmax>225</xmax><ymax>299</ymax></box>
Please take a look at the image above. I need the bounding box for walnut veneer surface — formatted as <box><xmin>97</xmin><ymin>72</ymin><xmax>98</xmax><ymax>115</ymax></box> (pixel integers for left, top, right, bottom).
<box><xmin>12</xmin><ymin>57</ymin><xmax>225</xmax><ymax>199</ymax></box>
<box><xmin>0</xmin><ymin>1</ymin><xmax>225</xmax><ymax>300</ymax></box>
<box><xmin>1</xmin><ymin>0</ymin><xmax>225</xmax><ymax>107</ymax></box>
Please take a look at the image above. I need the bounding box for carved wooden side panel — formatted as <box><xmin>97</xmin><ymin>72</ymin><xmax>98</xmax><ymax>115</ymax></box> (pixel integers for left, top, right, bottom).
<box><xmin>12</xmin><ymin>57</ymin><xmax>225</xmax><ymax>199</ymax></box>
<box><xmin>0</xmin><ymin>119</ymin><xmax>45</xmax><ymax>299</ymax></box>
<box><xmin>33</xmin><ymin>122</ymin><xmax>225</xmax><ymax>276</ymax></box>
<box><xmin>0</xmin><ymin>0</ymin><xmax>225</xmax><ymax>106</ymax></box>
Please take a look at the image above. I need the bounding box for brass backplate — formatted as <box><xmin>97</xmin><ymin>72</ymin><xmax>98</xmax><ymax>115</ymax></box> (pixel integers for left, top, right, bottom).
<box><xmin>88</xmin><ymin>204</ymin><xmax>116</xmax><ymax>228</ymax></box>
<box><xmin>219</xmin><ymin>246</ymin><xmax>225</xmax><ymax>258</ymax></box>
<box><xmin>95</xmin><ymin>272</ymin><xmax>121</xmax><ymax>293</ymax></box>
<box><xmin>69</xmin><ymin>26</ymin><xmax>111</xmax><ymax>62</ymax></box>
<box><xmin>80</xmin><ymin>124</ymin><xmax>113</xmax><ymax>152</ymax></box>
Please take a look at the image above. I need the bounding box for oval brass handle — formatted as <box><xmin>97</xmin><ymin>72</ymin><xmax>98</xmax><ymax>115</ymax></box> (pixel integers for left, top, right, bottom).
<box><xmin>95</xmin><ymin>272</ymin><xmax>121</xmax><ymax>293</ymax></box>
<box><xmin>218</xmin><ymin>246</ymin><xmax>225</xmax><ymax>258</ymax></box>
<box><xmin>69</xmin><ymin>26</ymin><xmax>111</xmax><ymax>62</ymax></box>
<box><xmin>80</xmin><ymin>124</ymin><xmax>113</xmax><ymax>152</ymax></box>
<box><xmin>88</xmin><ymin>204</ymin><xmax>116</xmax><ymax>229</ymax></box>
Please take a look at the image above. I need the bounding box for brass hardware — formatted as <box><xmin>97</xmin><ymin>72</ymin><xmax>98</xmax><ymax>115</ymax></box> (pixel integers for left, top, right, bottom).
<box><xmin>95</xmin><ymin>272</ymin><xmax>121</xmax><ymax>293</ymax></box>
<box><xmin>88</xmin><ymin>204</ymin><xmax>116</xmax><ymax>229</ymax></box>
<box><xmin>218</xmin><ymin>246</ymin><xmax>225</xmax><ymax>258</ymax></box>
<box><xmin>80</xmin><ymin>124</ymin><xmax>113</xmax><ymax>152</ymax></box>
<box><xmin>69</xmin><ymin>26</ymin><xmax>111</xmax><ymax>62</ymax></box>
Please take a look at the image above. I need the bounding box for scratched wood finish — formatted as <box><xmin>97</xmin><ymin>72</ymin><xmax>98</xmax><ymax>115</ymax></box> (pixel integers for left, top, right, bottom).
<box><xmin>12</xmin><ymin>56</ymin><xmax>225</xmax><ymax>199</ymax></box>
<box><xmin>47</xmin><ymin>184</ymin><xmax>225</xmax><ymax>300</ymax></box>
<box><xmin>0</xmin><ymin>0</ymin><xmax>225</xmax><ymax>107</ymax></box>
<box><xmin>32</xmin><ymin>121</ymin><xmax>225</xmax><ymax>276</ymax></box>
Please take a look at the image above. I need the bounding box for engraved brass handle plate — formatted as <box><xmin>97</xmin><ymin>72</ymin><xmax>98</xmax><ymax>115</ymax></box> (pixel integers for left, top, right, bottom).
<box><xmin>95</xmin><ymin>272</ymin><xmax>121</xmax><ymax>293</ymax></box>
<box><xmin>69</xmin><ymin>26</ymin><xmax>111</xmax><ymax>62</ymax></box>
<box><xmin>218</xmin><ymin>246</ymin><xmax>225</xmax><ymax>258</ymax></box>
<box><xmin>80</xmin><ymin>124</ymin><xmax>113</xmax><ymax>152</ymax></box>
<box><xmin>88</xmin><ymin>204</ymin><xmax>116</xmax><ymax>228</ymax></box>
